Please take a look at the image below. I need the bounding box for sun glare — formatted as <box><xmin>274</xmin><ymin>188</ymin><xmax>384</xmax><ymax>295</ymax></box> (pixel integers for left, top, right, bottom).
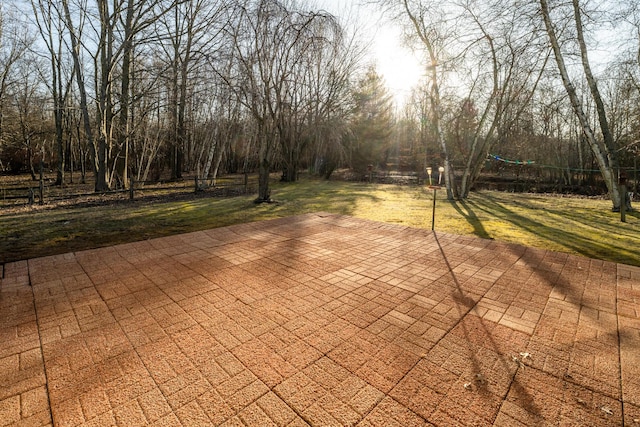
<box><xmin>313</xmin><ymin>0</ymin><xmax>425</xmax><ymax>108</ymax></box>
<box><xmin>372</xmin><ymin>24</ymin><xmax>425</xmax><ymax>108</ymax></box>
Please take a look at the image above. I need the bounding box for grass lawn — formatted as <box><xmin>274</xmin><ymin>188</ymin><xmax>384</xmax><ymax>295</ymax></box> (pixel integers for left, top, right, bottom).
<box><xmin>2</xmin><ymin>177</ymin><xmax>639</xmax><ymax>266</ymax></box>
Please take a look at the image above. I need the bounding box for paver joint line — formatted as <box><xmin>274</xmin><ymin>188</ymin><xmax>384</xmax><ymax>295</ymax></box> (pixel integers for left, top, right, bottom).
<box><xmin>28</xmin><ymin>258</ymin><xmax>55</xmax><ymax>426</ymax></box>
<box><xmin>1</xmin><ymin>213</ymin><xmax>636</xmax><ymax>426</ymax></box>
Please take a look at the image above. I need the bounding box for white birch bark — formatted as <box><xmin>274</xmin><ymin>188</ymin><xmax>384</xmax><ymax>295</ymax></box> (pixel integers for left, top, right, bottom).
<box><xmin>540</xmin><ymin>0</ymin><xmax>621</xmax><ymax>209</ymax></box>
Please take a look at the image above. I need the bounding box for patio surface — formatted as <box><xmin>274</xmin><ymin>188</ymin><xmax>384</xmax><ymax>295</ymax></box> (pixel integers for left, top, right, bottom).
<box><xmin>1</xmin><ymin>212</ymin><xmax>639</xmax><ymax>426</ymax></box>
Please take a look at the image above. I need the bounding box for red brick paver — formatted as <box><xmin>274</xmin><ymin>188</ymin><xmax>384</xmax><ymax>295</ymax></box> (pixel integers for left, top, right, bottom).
<box><xmin>1</xmin><ymin>213</ymin><xmax>638</xmax><ymax>426</ymax></box>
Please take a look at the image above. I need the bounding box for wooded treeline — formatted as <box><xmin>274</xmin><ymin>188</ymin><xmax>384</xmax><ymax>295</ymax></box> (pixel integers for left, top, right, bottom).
<box><xmin>0</xmin><ymin>0</ymin><xmax>639</xmax><ymax>207</ymax></box>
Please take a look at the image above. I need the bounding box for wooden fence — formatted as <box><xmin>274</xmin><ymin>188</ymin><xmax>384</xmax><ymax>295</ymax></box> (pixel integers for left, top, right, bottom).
<box><xmin>1</xmin><ymin>173</ymin><xmax>257</xmax><ymax>208</ymax></box>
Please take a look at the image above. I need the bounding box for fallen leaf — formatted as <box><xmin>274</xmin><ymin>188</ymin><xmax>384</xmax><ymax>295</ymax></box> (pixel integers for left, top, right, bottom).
<box><xmin>512</xmin><ymin>356</ymin><xmax>525</xmax><ymax>368</ymax></box>
<box><xmin>601</xmin><ymin>406</ymin><xmax>613</xmax><ymax>416</ymax></box>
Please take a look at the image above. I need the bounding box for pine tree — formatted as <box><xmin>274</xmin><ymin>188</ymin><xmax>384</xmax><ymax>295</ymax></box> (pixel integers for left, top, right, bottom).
<box><xmin>349</xmin><ymin>67</ymin><xmax>395</xmax><ymax>173</ymax></box>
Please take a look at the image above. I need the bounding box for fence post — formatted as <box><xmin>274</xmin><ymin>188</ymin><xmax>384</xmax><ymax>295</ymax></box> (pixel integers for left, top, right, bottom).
<box><xmin>620</xmin><ymin>184</ymin><xmax>627</xmax><ymax>223</ymax></box>
<box><xmin>39</xmin><ymin>161</ymin><xmax>44</xmax><ymax>205</ymax></box>
<box><xmin>620</xmin><ymin>172</ymin><xmax>628</xmax><ymax>223</ymax></box>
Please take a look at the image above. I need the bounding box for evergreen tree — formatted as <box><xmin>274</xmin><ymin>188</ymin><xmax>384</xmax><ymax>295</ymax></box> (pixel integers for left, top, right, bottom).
<box><xmin>349</xmin><ymin>67</ymin><xmax>394</xmax><ymax>173</ymax></box>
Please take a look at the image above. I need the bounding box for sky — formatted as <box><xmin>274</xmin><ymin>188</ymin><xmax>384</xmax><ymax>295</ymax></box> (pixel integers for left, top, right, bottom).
<box><xmin>313</xmin><ymin>1</ymin><xmax>425</xmax><ymax>107</ymax></box>
<box><xmin>371</xmin><ymin>22</ymin><xmax>425</xmax><ymax>107</ymax></box>
<box><xmin>16</xmin><ymin>0</ymin><xmax>423</xmax><ymax>107</ymax></box>
<box><xmin>313</xmin><ymin>0</ymin><xmax>627</xmax><ymax>108</ymax></box>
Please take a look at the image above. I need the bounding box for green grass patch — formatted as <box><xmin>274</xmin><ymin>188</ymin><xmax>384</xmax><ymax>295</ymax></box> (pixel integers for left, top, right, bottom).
<box><xmin>2</xmin><ymin>177</ymin><xmax>638</xmax><ymax>266</ymax></box>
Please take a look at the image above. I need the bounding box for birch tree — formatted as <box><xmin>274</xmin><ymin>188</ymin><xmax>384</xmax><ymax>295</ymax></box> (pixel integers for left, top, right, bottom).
<box><xmin>453</xmin><ymin>0</ymin><xmax>549</xmax><ymax>198</ymax></box>
<box><xmin>539</xmin><ymin>0</ymin><xmax>621</xmax><ymax>210</ymax></box>
<box><xmin>398</xmin><ymin>0</ymin><xmax>454</xmax><ymax>199</ymax></box>
<box><xmin>375</xmin><ymin>0</ymin><xmax>549</xmax><ymax>199</ymax></box>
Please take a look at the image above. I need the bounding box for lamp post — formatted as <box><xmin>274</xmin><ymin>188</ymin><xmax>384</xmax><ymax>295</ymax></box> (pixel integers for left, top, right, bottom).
<box><xmin>427</xmin><ymin>165</ymin><xmax>444</xmax><ymax>231</ymax></box>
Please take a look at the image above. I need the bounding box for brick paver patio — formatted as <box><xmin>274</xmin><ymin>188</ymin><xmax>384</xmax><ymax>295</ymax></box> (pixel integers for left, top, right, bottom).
<box><xmin>1</xmin><ymin>213</ymin><xmax>639</xmax><ymax>426</ymax></box>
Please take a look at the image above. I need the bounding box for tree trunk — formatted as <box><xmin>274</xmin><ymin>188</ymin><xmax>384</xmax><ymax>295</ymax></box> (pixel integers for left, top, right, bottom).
<box><xmin>211</xmin><ymin>138</ymin><xmax>226</xmax><ymax>186</ymax></box>
<box><xmin>95</xmin><ymin>0</ymin><xmax>112</xmax><ymax>191</ymax></box>
<box><xmin>458</xmin><ymin>24</ymin><xmax>499</xmax><ymax>199</ymax></box>
<box><xmin>201</xmin><ymin>131</ymin><xmax>217</xmax><ymax>184</ymax></box>
<box><xmin>256</xmin><ymin>131</ymin><xmax>272</xmax><ymax>203</ymax></box>
<box><xmin>62</xmin><ymin>0</ymin><xmax>100</xmax><ymax>191</ymax></box>
<box><xmin>403</xmin><ymin>0</ymin><xmax>454</xmax><ymax>199</ymax></box>
<box><xmin>571</xmin><ymin>0</ymin><xmax>620</xmax><ymax>205</ymax></box>
<box><xmin>53</xmin><ymin>50</ymin><xmax>65</xmax><ymax>186</ymax></box>
<box><xmin>257</xmin><ymin>160</ymin><xmax>271</xmax><ymax>203</ymax></box>
<box><xmin>539</xmin><ymin>0</ymin><xmax>620</xmax><ymax>209</ymax></box>
<box><xmin>169</xmin><ymin>57</ymin><xmax>180</xmax><ymax>180</ymax></box>
<box><xmin>281</xmin><ymin>137</ymin><xmax>299</xmax><ymax>182</ymax></box>
<box><xmin>115</xmin><ymin>0</ymin><xmax>135</xmax><ymax>187</ymax></box>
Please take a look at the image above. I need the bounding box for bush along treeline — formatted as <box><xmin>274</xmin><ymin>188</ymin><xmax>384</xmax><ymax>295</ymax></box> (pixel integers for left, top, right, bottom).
<box><xmin>0</xmin><ymin>0</ymin><xmax>639</xmax><ymax>208</ymax></box>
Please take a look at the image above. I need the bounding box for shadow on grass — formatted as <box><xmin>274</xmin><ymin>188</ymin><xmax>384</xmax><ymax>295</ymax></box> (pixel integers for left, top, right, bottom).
<box><xmin>465</xmin><ymin>192</ymin><xmax>639</xmax><ymax>266</ymax></box>
<box><xmin>0</xmin><ymin>180</ymin><xmax>381</xmax><ymax>264</ymax></box>
<box><xmin>451</xmin><ymin>199</ymin><xmax>492</xmax><ymax>240</ymax></box>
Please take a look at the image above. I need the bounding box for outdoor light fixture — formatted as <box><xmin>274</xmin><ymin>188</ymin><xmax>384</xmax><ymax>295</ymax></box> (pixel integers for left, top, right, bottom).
<box><xmin>427</xmin><ymin>165</ymin><xmax>446</xmax><ymax>231</ymax></box>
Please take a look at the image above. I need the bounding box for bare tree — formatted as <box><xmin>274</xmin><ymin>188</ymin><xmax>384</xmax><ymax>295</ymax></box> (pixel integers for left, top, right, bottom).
<box><xmin>374</xmin><ymin>0</ymin><xmax>550</xmax><ymax>199</ymax></box>
<box><xmin>31</xmin><ymin>0</ymin><xmax>76</xmax><ymax>186</ymax></box>
<box><xmin>157</xmin><ymin>0</ymin><xmax>231</xmax><ymax>182</ymax></box>
<box><xmin>7</xmin><ymin>53</ymin><xmax>51</xmax><ymax>181</ymax></box>
<box><xmin>57</xmin><ymin>0</ymin><xmax>179</xmax><ymax>192</ymax></box>
<box><xmin>0</xmin><ymin>4</ymin><xmax>32</xmax><ymax>170</ymax></box>
<box><xmin>539</xmin><ymin>0</ymin><xmax>622</xmax><ymax>210</ymax></box>
<box><xmin>274</xmin><ymin>9</ymin><xmax>348</xmax><ymax>182</ymax></box>
<box><xmin>307</xmin><ymin>11</ymin><xmax>364</xmax><ymax>179</ymax></box>
<box><xmin>453</xmin><ymin>0</ymin><xmax>549</xmax><ymax>198</ymax></box>
<box><xmin>60</xmin><ymin>0</ymin><xmax>106</xmax><ymax>190</ymax></box>
<box><xmin>107</xmin><ymin>0</ymin><xmax>179</xmax><ymax>188</ymax></box>
<box><xmin>227</xmin><ymin>0</ymin><xmax>345</xmax><ymax>201</ymax></box>
<box><xmin>372</xmin><ymin>0</ymin><xmax>455</xmax><ymax>198</ymax></box>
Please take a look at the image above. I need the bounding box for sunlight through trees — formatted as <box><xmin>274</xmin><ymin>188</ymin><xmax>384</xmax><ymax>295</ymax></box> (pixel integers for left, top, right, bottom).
<box><xmin>0</xmin><ymin>0</ymin><xmax>638</xmax><ymax>207</ymax></box>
